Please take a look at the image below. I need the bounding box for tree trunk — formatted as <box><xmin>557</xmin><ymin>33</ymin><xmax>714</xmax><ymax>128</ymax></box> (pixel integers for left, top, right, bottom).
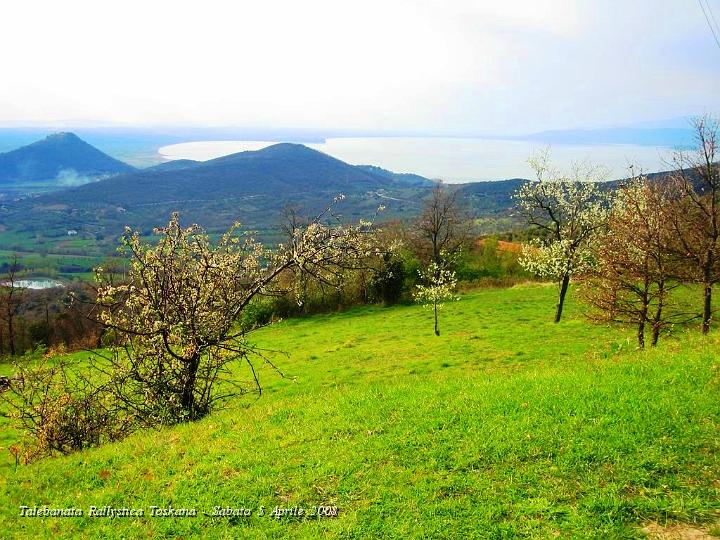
<box><xmin>181</xmin><ymin>355</ymin><xmax>200</xmax><ymax>418</ymax></box>
<box><xmin>95</xmin><ymin>328</ymin><xmax>103</xmax><ymax>349</ymax></box>
<box><xmin>702</xmin><ymin>282</ymin><xmax>712</xmax><ymax>334</ymax></box>
<box><xmin>651</xmin><ymin>323</ymin><xmax>660</xmax><ymax>346</ymax></box>
<box><xmin>555</xmin><ymin>274</ymin><xmax>570</xmax><ymax>323</ymax></box>
<box><xmin>7</xmin><ymin>310</ymin><xmax>15</xmax><ymax>356</ymax></box>
<box><xmin>636</xmin><ymin>290</ymin><xmax>649</xmax><ymax>349</ymax></box>
<box><xmin>301</xmin><ymin>274</ymin><xmax>308</xmax><ymax>315</ymax></box>
<box><xmin>434</xmin><ymin>301</ymin><xmax>440</xmax><ymax>336</ymax></box>
<box><xmin>652</xmin><ymin>284</ymin><xmax>664</xmax><ymax>347</ymax></box>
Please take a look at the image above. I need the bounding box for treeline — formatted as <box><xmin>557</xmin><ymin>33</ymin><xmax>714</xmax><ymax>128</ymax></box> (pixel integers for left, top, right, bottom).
<box><xmin>239</xmin><ymin>196</ymin><xmax>531</xmax><ymax>331</ymax></box>
<box><xmin>238</xmin><ymin>236</ymin><xmax>529</xmax><ymax>329</ymax></box>
<box><xmin>0</xmin><ymin>205</ymin><xmax>530</xmax><ymax>361</ymax></box>
<box><xmin>0</xmin><ymin>270</ymin><xmax>102</xmax><ymax>357</ymax></box>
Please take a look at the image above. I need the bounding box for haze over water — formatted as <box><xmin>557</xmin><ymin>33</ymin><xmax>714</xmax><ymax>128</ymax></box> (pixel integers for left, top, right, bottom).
<box><xmin>158</xmin><ymin>137</ymin><xmax>674</xmax><ymax>183</ymax></box>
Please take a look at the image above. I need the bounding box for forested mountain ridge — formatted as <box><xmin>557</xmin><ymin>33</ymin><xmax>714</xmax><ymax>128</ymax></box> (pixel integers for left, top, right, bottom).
<box><xmin>0</xmin><ymin>132</ymin><xmax>135</xmax><ymax>185</ymax></box>
<box><xmin>0</xmin><ymin>135</ymin><xmax>691</xmax><ymax>246</ymax></box>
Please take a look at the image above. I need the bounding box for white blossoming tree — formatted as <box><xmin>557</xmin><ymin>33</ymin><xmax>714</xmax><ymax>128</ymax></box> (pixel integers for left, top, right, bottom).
<box><xmin>515</xmin><ymin>150</ymin><xmax>610</xmax><ymax>322</ymax></box>
<box><xmin>414</xmin><ymin>253</ymin><xmax>458</xmax><ymax>336</ymax></box>
<box><xmin>93</xmin><ymin>198</ymin><xmax>379</xmax><ymax>425</ymax></box>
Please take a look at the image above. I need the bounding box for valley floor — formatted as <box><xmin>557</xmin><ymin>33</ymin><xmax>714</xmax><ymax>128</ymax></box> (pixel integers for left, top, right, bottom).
<box><xmin>0</xmin><ymin>285</ymin><xmax>718</xmax><ymax>538</ymax></box>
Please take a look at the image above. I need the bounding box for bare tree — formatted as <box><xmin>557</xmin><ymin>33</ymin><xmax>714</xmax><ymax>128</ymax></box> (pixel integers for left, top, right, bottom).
<box><xmin>413</xmin><ymin>183</ymin><xmax>470</xmax><ymax>265</ymax></box>
<box><xmin>280</xmin><ymin>204</ymin><xmax>311</xmax><ymax>312</ymax></box>
<box><xmin>0</xmin><ymin>255</ymin><xmax>26</xmax><ymax>356</ymax></box>
<box><xmin>665</xmin><ymin>115</ymin><xmax>720</xmax><ymax>334</ymax></box>
<box><xmin>582</xmin><ymin>173</ymin><xmax>682</xmax><ymax>347</ymax></box>
<box><xmin>411</xmin><ymin>184</ymin><xmax>468</xmax><ymax>335</ymax></box>
<box><xmin>0</xmin><ymin>301</ymin><xmax>4</xmax><ymax>356</ymax></box>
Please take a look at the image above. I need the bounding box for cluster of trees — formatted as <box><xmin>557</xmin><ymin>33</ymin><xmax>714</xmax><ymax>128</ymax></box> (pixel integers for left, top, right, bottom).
<box><xmin>7</xmin><ymin>106</ymin><xmax>716</xmax><ymax>461</ymax></box>
<box><xmin>0</xmin><ymin>189</ymin><xmax>529</xmax><ymax>363</ymax></box>
<box><xmin>242</xmin><ymin>187</ymin><xmax>527</xmax><ymax>333</ymax></box>
<box><xmin>0</xmin><ymin>260</ymin><xmax>102</xmax><ymax>357</ymax></box>
<box><xmin>517</xmin><ymin>115</ymin><xmax>719</xmax><ymax>348</ymax></box>
<box><xmin>272</xmin><ymin>185</ymin><xmax>532</xmax><ymax>335</ymax></box>
<box><xmin>0</xmin><ymin>194</ymin><xmax>455</xmax><ymax>456</ymax></box>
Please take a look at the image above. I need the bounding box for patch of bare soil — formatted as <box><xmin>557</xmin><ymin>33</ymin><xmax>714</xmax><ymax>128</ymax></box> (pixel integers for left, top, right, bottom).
<box><xmin>642</xmin><ymin>522</ymin><xmax>719</xmax><ymax>540</ymax></box>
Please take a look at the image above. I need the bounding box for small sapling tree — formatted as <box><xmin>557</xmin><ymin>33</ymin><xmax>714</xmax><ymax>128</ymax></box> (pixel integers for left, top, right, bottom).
<box><xmin>1</xmin><ymin>357</ymin><xmax>132</xmax><ymax>462</ymax></box>
<box><xmin>414</xmin><ymin>253</ymin><xmax>458</xmax><ymax>336</ymax></box>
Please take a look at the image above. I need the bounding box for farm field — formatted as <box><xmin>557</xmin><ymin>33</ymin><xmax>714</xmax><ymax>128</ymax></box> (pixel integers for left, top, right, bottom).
<box><xmin>0</xmin><ymin>227</ymin><xmax>306</xmax><ymax>282</ymax></box>
<box><xmin>0</xmin><ymin>284</ymin><xmax>718</xmax><ymax>539</ymax></box>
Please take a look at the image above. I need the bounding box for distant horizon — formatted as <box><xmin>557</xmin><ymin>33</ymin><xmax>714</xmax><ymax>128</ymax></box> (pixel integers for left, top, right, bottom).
<box><xmin>156</xmin><ymin>137</ymin><xmax>681</xmax><ymax>183</ymax></box>
<box><xmin>0</xmin><ymin>123</ymin><xmax>694</xmax><ymax>182</ymax></box>
<box><xmin>0</xmin><ymin>114</ymin><xmax>701</xmax><ymax>137</ymax></box>
<box><xmin>0</xmin><ymin>102</ymin><xmax>707</xmax><ymax>184</ymax></box>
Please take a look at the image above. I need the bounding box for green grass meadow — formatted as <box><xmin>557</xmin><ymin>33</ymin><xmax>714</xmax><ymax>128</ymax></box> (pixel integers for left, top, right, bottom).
<box><xmin>0</xmin><ymin>284</ymin><xmax>718</xmax><ymax>538</ymax></box>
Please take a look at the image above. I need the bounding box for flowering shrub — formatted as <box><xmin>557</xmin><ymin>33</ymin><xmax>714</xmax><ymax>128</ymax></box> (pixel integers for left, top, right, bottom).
<box><xmin>92</xmin><ymin>204</ymin><xmax>381</xmax><ymax>425</ymax></box>
<box><xmin>2</xmin><ymin>358</ymin><xmax>132</xmax><ymax>462</ymax></box>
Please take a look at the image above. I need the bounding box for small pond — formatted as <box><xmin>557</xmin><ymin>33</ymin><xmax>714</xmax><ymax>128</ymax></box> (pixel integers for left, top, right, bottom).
<box><xmin>1</xmin><ymin>278</ymin><xmax>65</xmax><ymax>290</ymax></box>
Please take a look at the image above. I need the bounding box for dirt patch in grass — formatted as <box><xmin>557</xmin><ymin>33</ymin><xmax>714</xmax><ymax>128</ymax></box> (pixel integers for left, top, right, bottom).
<box><xmin>642</xmin><ymin>522</ymin><xmax>719</xmax><ymax>540</ymax></box>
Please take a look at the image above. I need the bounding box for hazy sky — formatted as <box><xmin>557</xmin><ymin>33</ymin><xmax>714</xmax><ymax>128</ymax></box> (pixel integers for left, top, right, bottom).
<box><xmin>1</xmin><ymin>0</ymin><xmax>718</xmax><ymax>134</ymax></box>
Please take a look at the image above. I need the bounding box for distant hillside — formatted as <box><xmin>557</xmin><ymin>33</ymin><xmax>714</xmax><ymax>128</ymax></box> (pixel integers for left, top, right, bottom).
<box><xmin>41</xmin><ymin>143</ymin><xmax>422</xmax><ymax>208</ymax></box>
<box><xmin>143</xmin><ymin>159</ymin><xmax>201</xmax><ymax>172</ymax></box>
<box><xmin>4</xmin><ymin>137</ymin><xmax>689</xmax><ymax>249</ymax></box>
<box><xmin>355</xmin><ymin>165</ymin><xmax>433</xmax><ymax>186</ymax></box>
<box><xmin>144</xmin><ymin>157</ymin><xmax>434</xmax><ymax>187</ymax></box>
<box><xmin>3</xmin><ymin>143</ymin><xmax>430</xmax><ymax>238</ymax></box>
<box><xmin>0</xmin><ymin>132</ymin><xmax>135</xmax><ymax>185</ymax></box>
<box><xmin>457</xmin><ymin>179</ymin><xmax>526</xmax><ymax>215</ymax></box>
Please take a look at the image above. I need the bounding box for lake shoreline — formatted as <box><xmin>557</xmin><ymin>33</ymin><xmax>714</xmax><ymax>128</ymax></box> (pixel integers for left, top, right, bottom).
<box><xmin>158</xmin><ymin>136</ymin><xmax>673</xmax><ymax>183</ymax></box>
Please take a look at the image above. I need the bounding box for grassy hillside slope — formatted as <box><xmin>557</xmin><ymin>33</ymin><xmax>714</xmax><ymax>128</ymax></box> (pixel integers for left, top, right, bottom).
<box><xmin>0</xmin><ymin>285</ymin><xmax>718</xmax><ymax>538</ymax></box>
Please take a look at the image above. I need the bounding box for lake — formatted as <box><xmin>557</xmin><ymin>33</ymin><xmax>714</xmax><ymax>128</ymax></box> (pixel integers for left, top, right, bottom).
<box><xmin>2</xmin><ymin>278</ymin><xmax>65</xmax><ymax>290</ymax></box>
<box><xmin>158</xmin><ymin>137</ymin><xmax>674</xmax><ymax>183</ymax></box>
